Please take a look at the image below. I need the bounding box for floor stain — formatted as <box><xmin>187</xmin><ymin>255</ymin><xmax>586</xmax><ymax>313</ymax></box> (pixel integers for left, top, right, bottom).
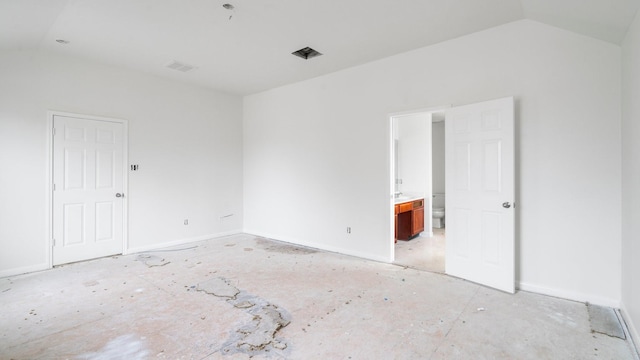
<box><xmin>234</xmin><ymin>300</ymin><xmax>255</xmax><ymax>309</ymax></box>
<box><xmin>135</xmin><ymin>254</ymin><xmax>170</xmax><ymax>267</ymax></box>
<box><xmin>255</xmin><ymin>237</ymin><xmax>317</xmax><ymax>255</ymax></box>
<box><xmin>77</xmin><ymin>334</ymin><xmax>149</xmax><ymax>360</ymax></box>
<box><xmin>197</xmin><ymin>277</ymin><xmax>240</xmax><ymax>299</ymax></box>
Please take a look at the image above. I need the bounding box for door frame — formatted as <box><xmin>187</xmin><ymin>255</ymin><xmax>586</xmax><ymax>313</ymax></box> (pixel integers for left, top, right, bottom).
<box><xmin>389</xmin><ymin>105</ymin><xmax>449</xmax><ymax>263</ymax></box>
<box><xmin>47</xmin><ymin>111</ymin><xmax>129</xmax><ymax>268</ymax></box>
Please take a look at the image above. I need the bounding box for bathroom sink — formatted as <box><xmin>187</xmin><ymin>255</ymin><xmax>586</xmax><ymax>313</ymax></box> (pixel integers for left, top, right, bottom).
<box><xmin>394</xmin><ymin>194</ymin><xmax>421</xmax><ymax>203</ymax></box>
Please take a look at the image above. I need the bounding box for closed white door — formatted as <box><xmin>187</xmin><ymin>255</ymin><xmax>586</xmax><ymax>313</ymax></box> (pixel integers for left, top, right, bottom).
<box><xmin>52</xmin><ymin>115</ymin><xmax>125</xmax><ymax>265</ymax></box>
<box><xmin>445</xmin><ymin>97</ymin><xmax>515</xmax><ymax>293</ymax></box>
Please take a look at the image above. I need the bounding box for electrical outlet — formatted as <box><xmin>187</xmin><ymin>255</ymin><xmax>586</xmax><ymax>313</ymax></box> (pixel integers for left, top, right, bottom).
<box><xmin>347</xmin><ymin>227</ymin><xmax>351</xmax><ymax>234</ymax></box>
<box><xmin>184</xmin><ymin>219</ymin><xmax>189</xmax><ymax>225</ymax></box>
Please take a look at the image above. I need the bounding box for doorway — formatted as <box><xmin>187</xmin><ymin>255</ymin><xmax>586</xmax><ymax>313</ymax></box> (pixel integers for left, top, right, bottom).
<box><xmin>391</xmin><ymin>110</ymin><xmax>446</xmax><ymax>273</ymax></box>
<box><xmin>389</xmin><ymin>97</ymin><xmax>515</xmax><ymax>293</ymax></box>
<box><xmin>49</xmin><ymin>112</ymin><xmax>128</xmax><ymax>266</ymax></box>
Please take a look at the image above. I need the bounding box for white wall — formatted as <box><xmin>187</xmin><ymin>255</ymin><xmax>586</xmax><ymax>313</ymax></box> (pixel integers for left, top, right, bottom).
<box><xmin>0</xmin><ymin>50</ymin><xmax>243</xmax><ymax>276</ymax></box>
<box><xmin>621</xmin><ymin>9</ymin><xmax>640</xmax><ymax>349</ymax></box>
<box><xmin>432</xmin><ymin>121</ymin><xmax>445</xmax><ymax>195</ymax></box>
<box><xmin>244</xmin><ymin>19</ymin><xmax>622</xmax><ymax>306</ymax></box>
<box><xmin>396</xmin><ymin>113</ymin><xmax>431</xmax><ymax>197</ymax></box>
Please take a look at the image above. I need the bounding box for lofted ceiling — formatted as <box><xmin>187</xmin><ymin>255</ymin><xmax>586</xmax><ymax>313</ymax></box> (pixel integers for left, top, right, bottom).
<box><xmin>1</xmin><ymin>0</ymin><xmax>638</xmax><ymax>95</ymax></box>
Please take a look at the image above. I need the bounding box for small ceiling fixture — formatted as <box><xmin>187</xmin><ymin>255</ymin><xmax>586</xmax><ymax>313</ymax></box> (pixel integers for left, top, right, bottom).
<box><xmin>55</xmin><ymin>39</ymin><xmax>70</xmax><ymax>44</ymax></box>
<box><xmin>292</xmin><ymin>47</ymin><xmax>323</xmax><ymax>60</ymax></box>
<box><xmin>165</xmin><ymin>60</ymin><xmax>197</xmax><ymax>73</ymax></box>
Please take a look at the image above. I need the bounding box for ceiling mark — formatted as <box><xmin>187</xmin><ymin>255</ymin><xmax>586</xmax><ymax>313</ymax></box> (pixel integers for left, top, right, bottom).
<box><xmin>166</xmin><ymin>60</ymin><xmax>197</xmax><ymax>73</ymax></box>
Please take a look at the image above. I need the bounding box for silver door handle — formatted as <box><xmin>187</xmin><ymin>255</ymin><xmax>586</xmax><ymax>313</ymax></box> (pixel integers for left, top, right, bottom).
<box><xmin>502</xmin><ymin>202</ymin><xmax>511</xmax><ymax>208</ymax></box>
<box><xmin>115</xmin><ymin>193</ymin><xmax>124</xmax><ymax>198</ymax></box>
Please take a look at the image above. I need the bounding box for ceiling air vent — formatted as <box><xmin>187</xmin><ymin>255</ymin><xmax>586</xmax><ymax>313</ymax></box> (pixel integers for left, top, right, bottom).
<box><xmin>165</xmin><ymin>60</ymin><xmax>197</xmax><ymax>73</ymax></box>
<box><xmin>292</xmin><ymin>47</ymin><xmax>323</xmax><ymax>60</ymax></box>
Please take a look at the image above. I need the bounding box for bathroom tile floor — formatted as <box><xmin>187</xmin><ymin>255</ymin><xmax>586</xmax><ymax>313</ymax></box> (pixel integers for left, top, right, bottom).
<box><xmin>395</xmin><ymin>227</ymin><xmax>446</xmax><ymax>273</ymax></box>
<box><xmin>1</xmin><ymin>233</ymin><xmax>637</xmax><ymax>359</ymax></box>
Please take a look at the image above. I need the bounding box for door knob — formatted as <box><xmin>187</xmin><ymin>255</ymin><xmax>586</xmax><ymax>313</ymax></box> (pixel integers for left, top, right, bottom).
<box><xmin>502</xmin><ymin>202</ymin><xmax>511</xmax><ymax>208</ymax></box>
<box><xmin>115</xmin><ymin>193</ymin><xmax>124</xmax><ymax>198</ymax></box>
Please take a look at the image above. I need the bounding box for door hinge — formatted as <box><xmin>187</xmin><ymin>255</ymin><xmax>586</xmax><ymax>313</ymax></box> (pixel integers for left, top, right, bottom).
<box><xmin>52</xmin><ymin>128</ymin><xmax>56</xmax><ymax>136</ymax></box>
<box><xmin>52</xmin><ymin>239</ymin><xmax>56</xmax><ymax>246</ymax></box>
<box><xmin>53</xmin><ymin>183</ymin><xmax>56</xmax><ymax>191</ymax></box>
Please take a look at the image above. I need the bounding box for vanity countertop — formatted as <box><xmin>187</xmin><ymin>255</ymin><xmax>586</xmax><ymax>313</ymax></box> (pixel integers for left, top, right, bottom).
<box><xmin>394</xmin><ymin>194</ymin><xmax>424</xmax><ymax>204</ymax></box>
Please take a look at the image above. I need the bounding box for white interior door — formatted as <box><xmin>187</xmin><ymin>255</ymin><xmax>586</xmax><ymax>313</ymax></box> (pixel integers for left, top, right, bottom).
<box><xmin>445</xmin><ymin>97</ymin><xmax>515</xmax><ymax>293</ymax></box>
<box><xmin>52</xmin><ymin>115</ymin><xmax>125</xmax><ymax>265</ymax></box>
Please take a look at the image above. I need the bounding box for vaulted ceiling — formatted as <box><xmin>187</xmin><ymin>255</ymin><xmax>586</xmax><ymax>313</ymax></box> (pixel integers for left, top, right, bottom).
<box><xmin>2</xmin><ymin>0</ymin><xmax>638</xmax><ymax>95</ymax></box>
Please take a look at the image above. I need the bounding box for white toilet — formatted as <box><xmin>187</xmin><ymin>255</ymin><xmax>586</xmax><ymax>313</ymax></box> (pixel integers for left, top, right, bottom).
<box><xmin>432</xmin><ymin>193</ymin><xmax>445</xmax><ymax>228</ymax></box>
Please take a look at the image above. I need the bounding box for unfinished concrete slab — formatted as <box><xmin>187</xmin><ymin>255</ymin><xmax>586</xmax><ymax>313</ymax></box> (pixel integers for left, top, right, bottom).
<box><xmin>0</xmin><ymin>234</ymin><xmax>637</xmax><ymax>359</ymax></box>
<box><xmin>198</xmin><ymin>276</ymin><xmax>292</xmax><ymax>357</ymax></box>
<box><xmin>588</xmin><ymin>302</ymin><xmax>626</xmax><ymax>339</ymax></box>
<box><xmin>198</xmin><ymin>277</ymin><xmax>241</xmax><ymax>299</ymax></box>
<box><xmin>77</xmin><ymin>334</ymin><xmax>149</xmax><ymax>360</ymax></box>
<box><xmin>135</xmin><ymin>253</ymin><xmax>170</xmax><ymax>267</ymax></box>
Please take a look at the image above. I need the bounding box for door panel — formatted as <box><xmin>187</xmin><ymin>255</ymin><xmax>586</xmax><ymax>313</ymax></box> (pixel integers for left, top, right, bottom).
<box><xmin>413</xmin><ymin>206</ymin><xmax>425</xmax><ymax>235</ymax></box>
<box><xmin>95</xmin><ymin>202</ymin><xmax>114</xmax><ymax>241</ymax></box>
<box><xmin>482</xmin><ymin>140</ymin><xmax>501</xmax><ymax>192</ymax></box>
<box><xmin>64</xmin><ymin>148</ymin><xmax>86</xmax><ymax>190</ymax></box>
<box><xmin>453</xmin><ymin>208</ymin><xmax>471</xmax><ymax>258</ymax></box>
<box><xmin>96</xmin><ymin>150</ymin><xmax>115</xmax><ymax>188</ymax></box>
<box><xmin>454</xmin><ymin>143</ymin><xmax>471</xmax><ymax>191</ymax></box>
<box><xmin>481</xmin><ymin>211</ymin><xmax>501</xmax><ymax>265</ymax></box>
<box><xmin>53</xmin><ymin>115</ymin><xmax>124</xmax><ymax>265</ymax></box>
<box><xmin>63</xmin><ymin>203</ymin><xmax>85</xmax><ymax>246</ymax></box>
<box><xmin>445</xmin><ymin>97</ymin><xmax>515</xmax><ymax>293</ymax></box>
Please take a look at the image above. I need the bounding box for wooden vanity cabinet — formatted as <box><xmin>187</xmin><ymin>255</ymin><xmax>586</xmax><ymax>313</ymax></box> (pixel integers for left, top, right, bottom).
<box><xmin>412</xmin><ymin>202</ymin><xmax>425</xmax><ymax>235</ymax></box>
<box><xmin>395</xmin><ymin>198</ymin><xmax>424</xmax><ymax>241</ymax></box>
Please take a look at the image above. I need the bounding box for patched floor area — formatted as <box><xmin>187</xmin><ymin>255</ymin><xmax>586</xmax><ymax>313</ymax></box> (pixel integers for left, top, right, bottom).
<box><xmin>0</xmin><ymin>233</ymin><xmax>637</xmax><ymax>359</ymax></box>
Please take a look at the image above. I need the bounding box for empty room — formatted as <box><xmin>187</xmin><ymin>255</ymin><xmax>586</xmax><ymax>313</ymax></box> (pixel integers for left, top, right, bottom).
<box><xmin>1</xmin><ymin>0</ymin><xmax>640</xmax><ymax>358</ymax></box>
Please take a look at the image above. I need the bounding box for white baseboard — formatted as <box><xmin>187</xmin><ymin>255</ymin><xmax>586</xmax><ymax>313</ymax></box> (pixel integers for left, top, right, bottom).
<box><xmin>0</xmin><ymin>262</ymin><xmax>50</xmax><ymax>278</ymax></box>
<box><xmin>620</xmin><ymin>302</ymin><xmax>640</xmax><ymax>358</ymax></box>
<box><xmin>0</xmin><ymin>231</ymin><xmax>243</xmax><ymax>278</ymax></box>
<box><xmin>517</xmin><ymin>281</ymin><xmax>620</xmax><ymax>308</ymax></box>
<box><xmin>125</xmin><ymin>229</ymin><xmax>242</xmax><ymax>254</ymax></box>
<box><xmin>243</xmin><ymin>229</ymin><xmax>391</xmax><ymax>263</ymax></box>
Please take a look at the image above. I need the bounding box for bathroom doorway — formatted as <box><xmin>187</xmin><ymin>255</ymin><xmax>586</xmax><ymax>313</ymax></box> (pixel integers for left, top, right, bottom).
<box><xmin>391</xmin><ymin>109</ymin><xmax>446</xmax><ymax>273</ymax></box>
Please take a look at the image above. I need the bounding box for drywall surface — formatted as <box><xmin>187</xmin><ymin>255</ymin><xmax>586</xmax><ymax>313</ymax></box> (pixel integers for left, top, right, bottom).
<box><xmin>396</xmin><ymin>113</ymin><xmax>431</xmax><ymax>197</ymax></box>
<box><xmin>0</xmin><ymin>50</ymin><xmax>243</xmax><ymax>275</ymax></box>
<box><xmin>244</xmin><ymin>20</ymin><xmax>622</xmax><ymax>305</ymax></box>
<box><xmin>621</xmin><ymin>9</ymin><xmax>640</xmax><ymax>350</ymax></box>
<box><xmin>432</xmin><ymin>121</ymin><xmax>445</xmax><ymax>195</ymax></box>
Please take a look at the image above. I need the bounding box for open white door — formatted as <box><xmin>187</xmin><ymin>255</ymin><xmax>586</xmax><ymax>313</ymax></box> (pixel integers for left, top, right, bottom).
<box><xmin>52</xmin><ymin>115</ymin><xmax>125</xmax><ymax>265</ymax></box>
<box><xmin>445</xmin><ymin>97</ymin><xmax>515</xmax><ymax>293</ymax></box>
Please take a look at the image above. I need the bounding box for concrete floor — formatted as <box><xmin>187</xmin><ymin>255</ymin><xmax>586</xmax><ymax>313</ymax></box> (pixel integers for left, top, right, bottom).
<box><xmin>395</xmin><ymin>227</ymin><xmax>446</xmax><ymax>273</ymax></box>
<box><xmin>1</xmin><ymin>233</ymin><xmax>637</xmax><ymax>359</ymax></box>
